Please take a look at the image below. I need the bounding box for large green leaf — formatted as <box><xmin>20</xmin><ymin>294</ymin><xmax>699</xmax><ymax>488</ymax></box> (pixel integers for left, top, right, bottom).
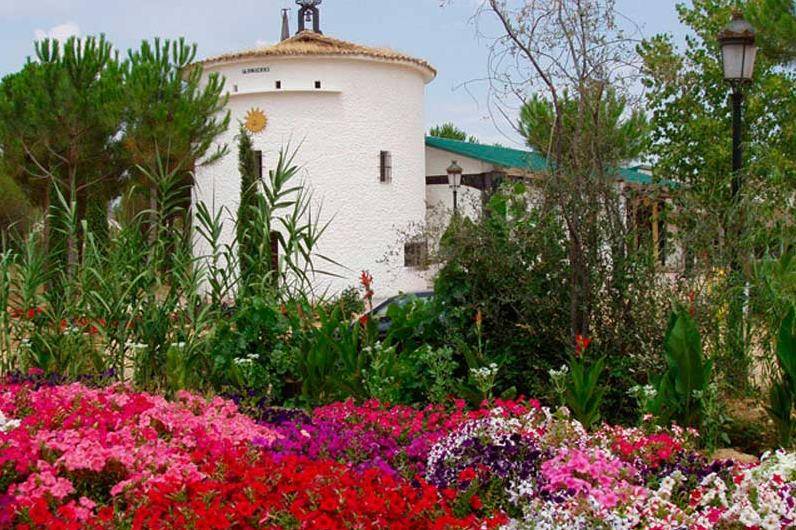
<box><xmin>776</xmin><ymin>307</ymin><xmax>796</xmax><ymax>386</ymax></box>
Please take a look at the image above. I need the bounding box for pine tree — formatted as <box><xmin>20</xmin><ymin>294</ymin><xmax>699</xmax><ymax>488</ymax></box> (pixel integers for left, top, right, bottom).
<box><xmin>429</xmin><ymin>122</ymin><xmax>479</xmax><ymax>143</ymax></box>
<box><xmin>122</xmin><ymin>38</ymin><xmax>230</xmax><ymax>250</ymax></box>
<box><xmin>0</xmin><ymin>36</ymin><xmax>125</xmax><ymax>276</ymax></box>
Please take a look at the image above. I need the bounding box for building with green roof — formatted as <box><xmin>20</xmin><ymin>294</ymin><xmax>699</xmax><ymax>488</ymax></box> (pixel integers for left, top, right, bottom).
<box><xmin>424</xmin><ymin>135</ymin><xmax>678</xmax><ymax>268</ymax></box>
<box><xmin>425</xmin><ymin>135</ymin><xmax>674</xmax><ymax>188</ymax></box>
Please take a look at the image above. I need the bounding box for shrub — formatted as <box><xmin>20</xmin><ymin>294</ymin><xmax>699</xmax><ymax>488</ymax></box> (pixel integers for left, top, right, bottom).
<box><xmin>435</xmin><ymin>191</ymin><xmax>571</xmax><ymax>401</ymax></box>
<box><xmin>208</xmin><ymin>294</ymin><xmax>295</xmax><ymax>406</ymax></box>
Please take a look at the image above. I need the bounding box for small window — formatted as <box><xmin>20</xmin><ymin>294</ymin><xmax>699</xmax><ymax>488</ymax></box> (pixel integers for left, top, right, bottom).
<box><xmin>404</xmin><ymin>240</ymin><xmax>428</xmax><ymax>269</ymax></box>
<box><xmin>379</xmin><ymin>151</ymin><xmax>392</xmax><ymax>183</ymax></box>
<box><xmin>314</xmin><ymin>80</ymin><xmax>322</xmax><ymax>89</ymax></box>
<box><xmin>254</xmin><ymin>150</ymin><xmax>263</xmax><ymax>180</ymax></box>
<box><xmin>233</xmin><ymin>84</ymin><xmax>238</xmax><ymax>93</ymax></box>
<box><xmin>275</xmin><ymin>80</ymin><xmax>282</xmax><ymax>89</ymax></box>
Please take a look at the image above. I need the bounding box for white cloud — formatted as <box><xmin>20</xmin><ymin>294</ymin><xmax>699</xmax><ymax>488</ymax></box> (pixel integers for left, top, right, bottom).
<box><xmin>34</xmin><ymin>22</ymin><xmax>81</xmax><ymax>43</ymax></box>
<box><xmin>254</xmin><ymin>39</ymin><xmax>272</xmax><ymax>48</ymax></box>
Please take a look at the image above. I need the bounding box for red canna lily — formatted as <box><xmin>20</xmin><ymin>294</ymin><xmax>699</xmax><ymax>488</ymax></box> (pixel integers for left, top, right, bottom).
<box><xmin>575</xmin><ymin>334</ymin><xmax>592</xmax><ymax>356</ymax></box>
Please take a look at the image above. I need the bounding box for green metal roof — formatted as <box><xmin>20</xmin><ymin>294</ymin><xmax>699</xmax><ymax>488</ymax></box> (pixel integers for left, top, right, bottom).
<box><xmin>425</xmin><ymin>136</ymin><xmax>677</xmax><ymax>188</ymax></box>
<box><xmin>618</xmin><ymin>167</ymin><xmax>679</xmax><ymax>188</ymax></box>
<box><xmin>425</xmin><ymin>136</ymin><xmax>549</xmax><ymax>172</ymax></box>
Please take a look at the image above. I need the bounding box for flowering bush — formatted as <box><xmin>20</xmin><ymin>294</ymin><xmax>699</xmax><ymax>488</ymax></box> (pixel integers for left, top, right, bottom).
<box><xmin>425</xmin><ymin>411</ymin><xmax>544</xmax><ymax>514</ymax></box>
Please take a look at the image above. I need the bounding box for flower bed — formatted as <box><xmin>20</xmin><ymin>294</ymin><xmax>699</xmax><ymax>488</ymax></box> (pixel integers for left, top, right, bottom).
<box><xmin>0</xmin><ymin>383</ymin><xmax>794</xmax><ymax>529</ymax></box>
<box><xmin>262</xmin><ymin>401</ymin><xmax>796</xmax><ymax>529</ymax></box>
<box><xmin>0</xmin><ymin>383</ymin><xmax>502</xmax><ymax>529</ymax></box>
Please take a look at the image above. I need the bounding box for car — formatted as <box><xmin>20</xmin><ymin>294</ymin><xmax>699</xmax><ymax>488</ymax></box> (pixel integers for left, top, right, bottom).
<box><xmin>361</xmin><ymin>291</ymin><xmax>434</xmax><ymax>336</ymax></box>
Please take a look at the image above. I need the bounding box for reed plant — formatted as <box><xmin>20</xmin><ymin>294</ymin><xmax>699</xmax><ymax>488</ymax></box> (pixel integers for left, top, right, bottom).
<box><xmin>0</xmin><ymin>144</ymin><xmax>336</xmax><ymax>398</ymax></box>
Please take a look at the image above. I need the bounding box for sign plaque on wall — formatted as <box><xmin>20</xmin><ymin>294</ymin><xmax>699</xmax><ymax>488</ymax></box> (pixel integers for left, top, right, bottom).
<box><xmin>242</xmin><ymin>66</ymin><xmax>271</xmax><ymax>75</ymax></box>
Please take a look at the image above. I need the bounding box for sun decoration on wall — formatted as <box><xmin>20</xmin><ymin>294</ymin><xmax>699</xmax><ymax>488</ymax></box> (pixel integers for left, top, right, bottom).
<box><xmin>244</xmin><ymin>108</ymin><xmax>268</xmax><ymax>134</ymax></box>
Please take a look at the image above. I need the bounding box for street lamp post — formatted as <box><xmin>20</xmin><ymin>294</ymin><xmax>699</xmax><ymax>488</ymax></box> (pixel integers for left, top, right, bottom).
<box><xmin>717</xmin><ymin>11</ymin><xmax>757</xmax><ymax>387</ymax></box>
<box><xmin>718</xmin><ymin>11</ymin><xmax>757</xmax><ymax>200</ymax></box>
<box><xmin>447</xmin><ymin>160</ymin><xmax>463</xmax><ymax>215</ymax></box>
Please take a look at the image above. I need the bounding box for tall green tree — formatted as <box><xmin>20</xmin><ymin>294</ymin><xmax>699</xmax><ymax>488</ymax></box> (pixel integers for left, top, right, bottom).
<box><xmin>639</xmin><ymin>0</ymin><xmax>796</xmax><ymax>389</ymax></box>
<box><xmin>520</xmin><ymin>90</ymin><xmax>648</xmax><ymax>169</ymax></box>
<box><xmin>236</xmin><ymin>126</ymin><xmax>259</xmax><ymax>291</ymax></box>
<box><xmin>0</xmin><ymin>36</ymin><xmax>125</xmax><ymax>275</ymax></box>
<box><xmin>0</xmin><ymin>72</ymin><xmax>42</xmax><ymax>238</ymax></box>
<box><xmin>428</xmin><ymin>122</ymin><xmax>479</xmax><ymax>143</ymax></box>
<box><xmin>122</xmin><ymin>38</ymin><xmax>230</xmax><ymax>244</ymax></box>
<box><xmin>747</xmin><ymin>0</ymin><xmax>796</xmax><ymax>62</ymax></box>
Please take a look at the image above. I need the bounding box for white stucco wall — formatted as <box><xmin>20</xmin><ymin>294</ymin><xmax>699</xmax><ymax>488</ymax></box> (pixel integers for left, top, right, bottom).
<box><xmin>193</xmin><ymin>55</ymin><xmax>433</xmax><ymax>299</ymax></box>
<box><xmin>425</xmin><ymin>185</ymin><xmax>483</xmax><ymax>221</ymax></box>
<box><xmin>424</xmin><ymin>146</ymin><xmax>491</xmax><ymax>221</ymax></box>
<box><xmin>425</xmin><ymin>146</ymin><xmax>494</xmax><ymax>177</ymax></box>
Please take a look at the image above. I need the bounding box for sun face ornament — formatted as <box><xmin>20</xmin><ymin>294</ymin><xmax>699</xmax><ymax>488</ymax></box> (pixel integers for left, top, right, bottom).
<box><xmin>244</xmin><ymin>108</ymin><xmax>268</xmax><ymax>134</ymax></box>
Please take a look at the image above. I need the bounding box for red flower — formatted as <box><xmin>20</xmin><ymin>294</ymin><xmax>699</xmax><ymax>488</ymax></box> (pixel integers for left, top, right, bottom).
<box><xmin>469</xmin><ymin>495</ymin><xmax>483</xmax><ymax>510</ymax></box>
<box><xmin>575</xmin><ymin>335</ymin><xmax>592</xmax><ymax>356</ymax></box>
<box><xmin>360</xmin><ymin>271</ymin><xmax>375</xmax><ymax>304</ymax></box>
<box><xmin>458</xmin><ymin>467</ymin><xmax>477</xmax><ymax>483</ymax></box>
<box><xmin>358</xmin><ymin>314</ymin><xmax>369</xmax><ymax>327</ymax></box>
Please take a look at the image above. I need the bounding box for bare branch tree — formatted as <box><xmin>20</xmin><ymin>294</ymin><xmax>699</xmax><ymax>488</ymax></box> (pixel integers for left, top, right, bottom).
<box><xmin>445</xmin><ymin>0</ymin><xmax>654</xmax><ymax>346</ymax></box>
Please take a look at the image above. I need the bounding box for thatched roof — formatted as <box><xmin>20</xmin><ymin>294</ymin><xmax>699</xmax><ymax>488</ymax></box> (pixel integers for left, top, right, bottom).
<box><xmin>199</xmin><ymin>31</ymin><xmax>436</xmax><ymax>80</ymax></box>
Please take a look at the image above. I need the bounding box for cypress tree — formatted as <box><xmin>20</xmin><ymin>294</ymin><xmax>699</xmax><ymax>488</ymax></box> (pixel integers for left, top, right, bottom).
<box><xmin>237</xmin><ymin>126</ymin><xmax>259</xmax><ymax>290</ymax></box>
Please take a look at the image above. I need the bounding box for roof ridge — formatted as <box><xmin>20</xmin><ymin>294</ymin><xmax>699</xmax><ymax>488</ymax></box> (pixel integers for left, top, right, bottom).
<box><xmin>425</xmin><ymin>135</ymin><xmax>548</xmax><ymax>172</ymax></box>
<box><xmin>426</xmin><ymin>136</ymin><xmax>677</xmax><ymax>187</ymax></box>
<box><xmin>198</xmin><ymin>32</ymin><xmax>436</xmax><ymax>80</ymax></box>
<box><xmin>278</xmin><ymin>31</ymin><xmax>354</xmax><ymax>49</ymax></box>
<box><xmin>426</xmin><ymin>135</ymin><xmax>532</xmax><ymax>153</ymax></box>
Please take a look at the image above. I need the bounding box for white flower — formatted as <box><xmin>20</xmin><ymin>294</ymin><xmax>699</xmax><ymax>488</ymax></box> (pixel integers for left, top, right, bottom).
<box><xmin>0</xmin><ymin>411</ymin><xmax>20</xmax><ymax>433</ymax></box>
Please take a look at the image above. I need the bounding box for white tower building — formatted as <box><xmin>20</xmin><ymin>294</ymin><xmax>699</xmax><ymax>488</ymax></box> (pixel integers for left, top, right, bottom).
<box><xmin>193</xmin><ymin>3</ymin><xmax>436</xmax><ymax>299</ymax></box>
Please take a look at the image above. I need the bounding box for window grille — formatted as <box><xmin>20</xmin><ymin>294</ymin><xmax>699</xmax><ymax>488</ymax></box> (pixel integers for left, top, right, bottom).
<box><xmin>404</xmin><ymin>239</ymin><xmax>428</xmax><ymax>269</ymax></box>
<box><xmin>379</xmin><ymin>151</ymin><xmax>392</xmax><ymax>183</ymax></box>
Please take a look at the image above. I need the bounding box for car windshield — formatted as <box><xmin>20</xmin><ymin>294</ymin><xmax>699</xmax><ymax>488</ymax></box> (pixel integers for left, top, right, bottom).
<box><xmin>373</xmin><ymin>293</ymin><xmax>433</xmax><ymax>317</ymax></box>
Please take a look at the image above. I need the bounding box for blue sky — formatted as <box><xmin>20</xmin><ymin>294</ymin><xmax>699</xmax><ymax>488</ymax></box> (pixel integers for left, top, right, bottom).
<box><xmin>0</xmin><ymin>0</ymin><xmax>690</xmax><ymax>147</ymax></box>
